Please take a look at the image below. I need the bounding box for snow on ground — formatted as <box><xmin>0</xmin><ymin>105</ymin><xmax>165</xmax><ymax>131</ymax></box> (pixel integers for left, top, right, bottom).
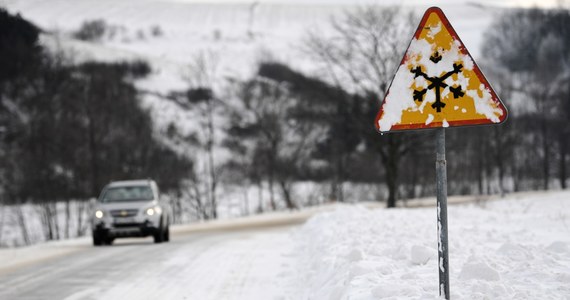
<box><xmin>0</xmin><ymin>191</ymin><xmax>569</xmax><ymax>299</ymax></box>
<box><xmin>95</xmin><ymin>228</ymin><xmax>293</xmax><ymax>300</ymax></box>
<box><xmin>0</xmin><ymin>229</ymin><xmax>294</xmax><ymax>300</ymax></box>
<box><xmin>0</xmin><ymin>237</ymin><xmax>90</xmax><ymax>276</ymax></box>
<box><xmin>285</xmin><ymin>190</ymin><xmax>570</xmax><ymax>299</ymax></box>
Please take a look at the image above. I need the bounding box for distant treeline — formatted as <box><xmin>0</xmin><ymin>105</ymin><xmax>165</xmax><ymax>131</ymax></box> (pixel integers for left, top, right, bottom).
<box><xmin>218</xmin><ymin>7</ymin><xmax>569</xmax><ymax>210</ymax></box>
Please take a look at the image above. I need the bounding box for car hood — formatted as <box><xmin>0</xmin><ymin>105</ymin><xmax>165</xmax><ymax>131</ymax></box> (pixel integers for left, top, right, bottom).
<box><xmin>96</xmin><ymin>200</ymin><xmax>157</xmax><ymax>211</ymax></box>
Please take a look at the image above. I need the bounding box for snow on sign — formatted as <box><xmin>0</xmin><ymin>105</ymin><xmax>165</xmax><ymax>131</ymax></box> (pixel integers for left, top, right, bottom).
<box><xmin>375</xmin><ymin>7</ymin><xmax>507</xmax><ymax>132</ymax></box>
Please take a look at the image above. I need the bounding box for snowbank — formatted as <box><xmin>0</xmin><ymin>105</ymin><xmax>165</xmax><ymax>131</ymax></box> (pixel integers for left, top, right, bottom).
<box><xmin>285</xmin><ymin>190</ymin><xmax>570</xmax><ymax>299</ymax></box>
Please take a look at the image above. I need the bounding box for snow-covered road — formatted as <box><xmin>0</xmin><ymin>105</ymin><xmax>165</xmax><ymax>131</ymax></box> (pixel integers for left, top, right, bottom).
<box><xmin>0</xmin><ymin>227</ymin><xmax>294</xmax><ymax>300</ymax></box>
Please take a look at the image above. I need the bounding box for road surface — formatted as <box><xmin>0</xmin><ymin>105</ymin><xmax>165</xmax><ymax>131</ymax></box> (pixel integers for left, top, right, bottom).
<box><xmin>0</xmin><ymin>196</ymin><xmax>488</xmax><ymax>300</ymax></box>
<box><xmin>0</xmin><ymin>224</ymin><xmax>297</xmax><ymax>300</ymax></box>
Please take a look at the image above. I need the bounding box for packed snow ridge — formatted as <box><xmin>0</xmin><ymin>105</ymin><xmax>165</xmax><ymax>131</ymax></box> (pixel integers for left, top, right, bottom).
<box><xmin>283</xmin><ymin>191</ymin><xmax>570</xmax><ymax>299</ymax></box>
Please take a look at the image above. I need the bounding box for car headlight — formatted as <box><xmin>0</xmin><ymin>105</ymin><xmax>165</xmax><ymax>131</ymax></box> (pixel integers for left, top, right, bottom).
<box><xmin>95</xmin><ymin>210</ymin><xmax>104</xmax><ymax>219</ymax></box>
<box><xmin>145</xmin><ymin>207</ymin><xmax>162</xmax><ymax>216</ymax></box>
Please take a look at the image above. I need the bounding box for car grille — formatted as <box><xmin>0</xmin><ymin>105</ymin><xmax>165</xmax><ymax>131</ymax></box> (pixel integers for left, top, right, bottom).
<box><xmin>110</xmin><ymin>209</ymin><xmax>139</xmax><ymax>218</ymax></box>
<box><xmin>113</xmin><ymin>223</ymin><xmax>141</xmax><ymax>228</ymax></box>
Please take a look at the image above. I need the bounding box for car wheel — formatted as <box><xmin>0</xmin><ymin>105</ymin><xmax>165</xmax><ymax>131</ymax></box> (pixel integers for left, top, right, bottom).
<box><xmin>153</xmin><ymin>231</ymin><xmax>163</xmax><ymax>243</ymax></box>
<box><xmin>164</xmin><ymin>225</ymin><xmax>170</xmax><ymax>242</ymax></box>
<box><xmin>104</xmin><ymin>237</ymin><xmax>115</xmax><ymax>245</ymax></box>
<box><xmin>154</xmin><ymin>224</ymin><xmax>164</xmax><ymax>244</ymax></box>
<box><xmin>93</xmin><ymin>231</ymin><xmax>103</xmax><ymax>246</ymax></box>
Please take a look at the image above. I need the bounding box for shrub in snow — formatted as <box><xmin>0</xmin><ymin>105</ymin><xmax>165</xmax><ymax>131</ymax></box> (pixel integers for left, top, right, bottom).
<box><xmin>136</xmin><ymin>29</ymin><xmax>146</xmax><ymax>40</ymax></box>
<box><xmin>150</xmin><ymin>25</ymin><xmax>163</xmax><ymax>37</ymax></box>
<box><xmin>73</xmin><ymin>19</ymin><xmax>108</xmax><ymax>42</ymax></box>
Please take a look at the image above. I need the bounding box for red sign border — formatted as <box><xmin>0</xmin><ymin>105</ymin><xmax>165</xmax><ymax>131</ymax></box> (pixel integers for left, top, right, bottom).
<box><xmin>374</xmin><ymin>6</ymin><xmax>508</xmax><ymax>133</ymax></box>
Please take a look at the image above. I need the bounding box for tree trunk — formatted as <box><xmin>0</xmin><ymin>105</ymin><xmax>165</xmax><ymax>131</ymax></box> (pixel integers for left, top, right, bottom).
<box><xmin>498</xmin><ymin>164</ymin><xmax>505</xmax><ymax>196</ymax></box>
<box><xmin>41</xmin><ymin>204</ymin><xmax>53</xmax><ymax>241</ymax></box>
<box><xmin>560</xmin><ymin>134</ymin><xmax>567</xmax><ymax>189</ymax></box>
<box><xmin>84</xmin><ymin>79</ymin><xmax>100</xmax><ymax>197</ymax></box>
<box><xmin>338</xmin><ymin>154</ymin><xmax>345</xmax><ymax>202</ymax></box>
<box><xmin>512</xmin><ymin>164</ymin><xmax>520</xmax><ymax>192</ymax></box>
<box><xmin>541</xmin><ymin>119</ymin><xmax>550</xmax><ymax>190</ymax></box>
<box><xmin>494</xmin><ymin>127</ymin><xmax>505</xmax><ymax>196</ymax></box>
<box><xmin>242</xmin><ymin>184</ymin><xmax>250</xmax><ymax>216</ymax></box>
<box><xmin>65</xmin><ymin>200</ymin><xmax>71</xmax><ymax>239</ymax></box>
<box><xmin>542</xmin><ymin>139</ymin><xmax>550</xmax><ymax>190</ymax></box>
<box><xmin>175</xmin><ymin>192</ymin><xmax>183</xmax><ymax>224</ymax></box>
<box><xmin>206</xmin><ymin>99</ymin><xmax>217</xmax><ymax>219</ymax></box>
<box><xmin>330</xmin><ymin>101</ymin><xmax>346</xmax><ymax>203</ymax></box>
<box><xmin>267</xmin><ymin>153</ymin><xmax>277</xmax><ymax>211</ymax></box>
<box><xmin>193</xmin><ymin>182</ymin><xmax>206</xmax><ymax>220</ymax></box>
<box><xmin>50</xmin><ymin>202</ymin><xmax>60</xmax><ymax>240</ymax></box>
<box><xmin>329</xmin><ymin>180</ymin><xmax>338</xmax><ymax>203</ymax></box>
<box><xmin>477</xmin><ymin>143</ymin><xmax>484</xmax><ymax>195</ymax></box>
<box><xmin>257</xmin><ymin>182</ymin><xmax>264</xmax><ymax>213</ymax></box>
<box><xmin>380</xmin><ymin>135</ymin><xmax>401</xmax><ymax>208</ymax></box>
<box><xmin>385</xmin><ymin>149</ymin><xmax>399</xmax><ymax>208</ymax></box>
<box><xmin>485</xmin><ymin>162</ymin><xmax>492</xmax><ymax>195</ymax></box>
<box><xmin>268</xmin><ymin>178</ymin><xmax>276</xmax><ymax>210</ymax></box>
<box><xmin>279</xmin><ymin>180</ymin><xmax>296</xmax><ymax>210</ymax></box>
<box><xmin>408</xmin><ymin>150</ymin><xmax>418</xmax><ymax>200</ymax></box>
<box><xmin>330</xmin><ymin>139</ymin><xmax>340</xmax><ymax>202</ymax></box>
<box><xmin>0</xmin><ymin>205</ymin><xmax>5</xmax><ymax>246</ymax></box>
<box><xmin>76</xmin><ymin>200</ymin><xmax>86</xmax><ymax>236</ymax></box>
<box><xmin>15</xmin><ymin>205</ymin><xmax>30</xmax><ymax>246</ymax></box>
<box><xmin>386</xmin><ymin>174</ymin><xmax>397</xmax><ymax>208</ymax></box>
<box><xmin>332</xmin><ymin>151</ymin><xmax>345</xmax><ymax>203</ymax></box>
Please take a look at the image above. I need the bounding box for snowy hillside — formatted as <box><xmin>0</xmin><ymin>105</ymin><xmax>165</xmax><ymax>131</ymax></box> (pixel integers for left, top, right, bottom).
<box><xmin>0</xmin><ymin>0</ymin><xmax>514</xmax><ymax>129</ymax></box>
<box><xmin>1</xmin><ymin>0</ymin><xmax>555</xmax><ymax>160</ymax></box>
<box><xmin>0</xmin><ymin>0</ymin><xmax>502</xmax><ymax>77</ymax></box>
<box><xmin>2</xmin><ymin>0</ymin><xmax>559</xmax><ymax>142</ymax></box>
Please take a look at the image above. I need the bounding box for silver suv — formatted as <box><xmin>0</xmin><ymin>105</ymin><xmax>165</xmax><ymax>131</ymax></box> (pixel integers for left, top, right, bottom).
<box><xmin>92</xmin><ymin>179</ymin><xmax>170</xmax><ymax>246</ymax></box>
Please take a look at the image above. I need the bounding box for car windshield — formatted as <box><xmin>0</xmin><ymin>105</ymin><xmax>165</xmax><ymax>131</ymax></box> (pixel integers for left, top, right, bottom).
<box><xmin>101</xmin><ymin>186</ymin><xmax>153</xmax><ymax>203</ymax></box>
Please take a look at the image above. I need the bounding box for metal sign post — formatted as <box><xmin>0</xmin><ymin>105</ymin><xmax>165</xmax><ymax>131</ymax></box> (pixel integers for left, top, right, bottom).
<box><xmin>436</xmin><ymin>128</ymin><xmax>450</xmax><ymax>299</ymax></box>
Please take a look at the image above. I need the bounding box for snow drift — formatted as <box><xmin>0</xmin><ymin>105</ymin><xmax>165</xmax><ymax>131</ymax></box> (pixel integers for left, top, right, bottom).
<box><xmin>284</xmin><ymin>191</ymin><xmax>570</xmax><ymax>299</ymax></box>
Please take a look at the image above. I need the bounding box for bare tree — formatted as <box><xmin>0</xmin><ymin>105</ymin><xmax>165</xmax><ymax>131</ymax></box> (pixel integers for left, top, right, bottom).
<box><xmin>482</xmin><ymin>8</ymin><xmax>570</xmax><ymax>191</ymax></box>
<box><xmin>304</xmin><ymin>6</ymin><xmax>419</xmax><ymax>207</ymax></box>
<box><xmin>184</xmin><ymin>51</ymin><xmax>223</xmax><ymax>219</ymax></box>
<box><xmin>14</xmin><ymin>205</ymin><xmax>30</xmax><ymax>246</ymax></box>
<box><xmin>226</xmin><ymin>69</ymin><xmax>319</xmax><ymax>210</ymax></box>
<box><xmin>0</xmin><ymin>204</ymin><xmax>5</xmax><ymax>246</ymax></box>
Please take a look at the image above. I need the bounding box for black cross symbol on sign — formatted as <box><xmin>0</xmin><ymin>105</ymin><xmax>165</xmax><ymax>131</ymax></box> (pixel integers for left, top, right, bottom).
<box><xmin>410</xmin><ymin>58</ymin><xmax>464</xmax><ymax>112</ymax></box>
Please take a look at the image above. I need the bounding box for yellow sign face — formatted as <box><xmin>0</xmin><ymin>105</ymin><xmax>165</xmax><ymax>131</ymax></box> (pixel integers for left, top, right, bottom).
<box><xmin>375</xmin><ymin>7</ymin><xmax>507</xmax><ymax>132</ymax></box>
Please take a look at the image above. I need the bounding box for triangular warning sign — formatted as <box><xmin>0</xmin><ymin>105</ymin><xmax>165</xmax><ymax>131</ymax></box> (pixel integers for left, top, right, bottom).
<box><xmin>375</xmin><ymin>7</ymin><xmax>508</xmax><ymax>132</ymax></box>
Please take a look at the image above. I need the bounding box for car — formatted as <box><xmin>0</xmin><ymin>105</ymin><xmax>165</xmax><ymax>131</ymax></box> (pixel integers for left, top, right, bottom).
<box><xmin>91</xmin><ymin>179</ymin><xmax>170</xmax><ymax>246</ymax></box>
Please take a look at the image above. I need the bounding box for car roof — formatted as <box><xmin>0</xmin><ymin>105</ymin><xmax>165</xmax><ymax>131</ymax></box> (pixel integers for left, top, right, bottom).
<box><xmin>107</xmin><ymin>180</ymin><xmax>155</xmax><ymax>188</ymax></box>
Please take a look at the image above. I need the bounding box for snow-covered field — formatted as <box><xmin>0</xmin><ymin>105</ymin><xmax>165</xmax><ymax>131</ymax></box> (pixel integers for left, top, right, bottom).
<box><xmin>1</xmin><ymin>190</ymin><xmax>568</xmax><ymax>299</ymax></box>
<box><xmin>286</xmin><ymin>190</ymin><xmax>570</xmax><ymax>299</ymax></box>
